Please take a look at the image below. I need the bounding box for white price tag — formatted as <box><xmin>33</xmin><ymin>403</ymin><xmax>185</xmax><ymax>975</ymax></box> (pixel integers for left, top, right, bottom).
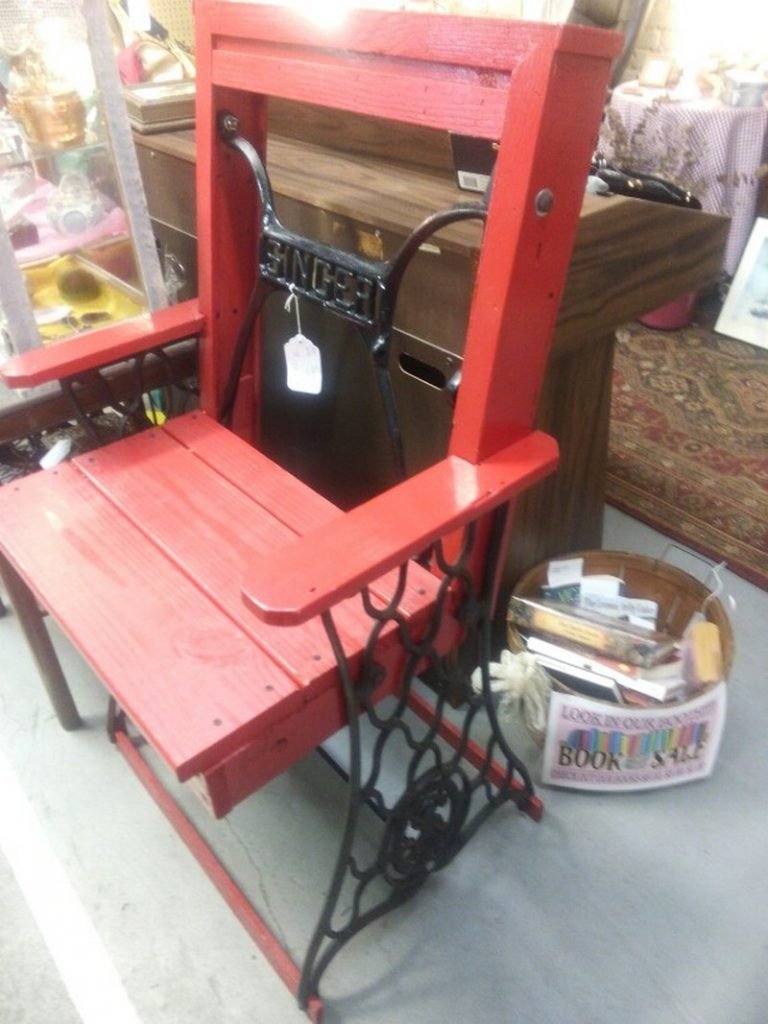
<box><xmin>547</xmin><ymin>557</ymin><xmax>583</xmax><ymax>588</ymax></box>
<box><xmin>127</xmin><ymin>0</ymin><xmax>152</xmax><ymax>31</ymax></box>
<box><xmin>284</xmin><ymin>333</ymin><xmax>322</xmax><ymax>395</ymax></box>
<box><xmin>579</xmin><ymin>575</ymin><xmax>624</xmax><ymax>600</ymax></box>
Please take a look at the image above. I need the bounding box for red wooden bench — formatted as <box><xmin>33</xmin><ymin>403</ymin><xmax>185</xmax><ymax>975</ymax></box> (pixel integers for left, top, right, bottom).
<box><xmin>0</xmin><ymin>5</ymin><xmax>617</xmax><ymax>1018</ymax></box>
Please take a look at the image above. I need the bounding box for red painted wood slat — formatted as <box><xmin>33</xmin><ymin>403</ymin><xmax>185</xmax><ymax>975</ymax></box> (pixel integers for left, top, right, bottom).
<box><xmin>164</xmin><ymin>412</ymin><xmax>342</xmax><ymax>533</ymax></box>
<box><xmin>75</xmin><ymin>418</ymin><xmax>441</xmax><ymax>691</ymax></box>
<box><xmin>0</xmin><ymin>465</ymin><xmax>300</xmax><ymax>780</ymax></box>
<box><xmin>450</xmin><ymin>46</ymin><xmax>620</xmax><ymax>463</ymax></box>
<box><xmin>75</xmin><ymin>426</ymin><xmax>344</xmax><ymax>687</ymax></box>
<box><xmin>211</xmin><ymin>47</ymin><xmax>509</xmax><ymax>139</ymax></box>
<box><xmin>243</xmin><ymin>430</ymin><xmax>559</xmax><ymax>625</ymax></box>
<box><xmin>208</xmin><ymin>3</ymin><xmax>618</xmax><ymax>70</ymax></box>
<box><xmin>163</xmin><ymin>412</ymin><xmax>443</xmax><ymax>621</ymax></box>
<box><xmin>0</xmin><ymin>300</ymin><xmax>204</xmax><ymax>388</ymax></box>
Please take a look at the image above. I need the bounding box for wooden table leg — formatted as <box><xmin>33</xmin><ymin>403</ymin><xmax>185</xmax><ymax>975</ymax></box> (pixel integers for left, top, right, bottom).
<box><xmin>0</xmin><ymin>552</ymin><xmax>82</xmax><ymax>730</ymax></box>
<box><xmin>502</xmin><ymin>330</ymin><xmax>616</xmax><ymax>594</ymax></box>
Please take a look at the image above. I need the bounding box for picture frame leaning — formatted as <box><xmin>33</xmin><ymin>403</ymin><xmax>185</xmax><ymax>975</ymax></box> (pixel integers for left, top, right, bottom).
<box><xmin>716</xmin><ymin>217</ymin><xmax>768</xmax><ymax>352</ymax></box>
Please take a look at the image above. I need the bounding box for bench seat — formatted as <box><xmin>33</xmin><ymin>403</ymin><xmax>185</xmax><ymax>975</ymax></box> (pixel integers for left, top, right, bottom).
<box><xmin>0</xmin><ymin>6</ymin><xmax>620</xmax><ymax>1012</ymax></box>
<box><xmin>0</xmin><ymin>411</ymin><xmax>450</xmax><ymax>814</ymax></box>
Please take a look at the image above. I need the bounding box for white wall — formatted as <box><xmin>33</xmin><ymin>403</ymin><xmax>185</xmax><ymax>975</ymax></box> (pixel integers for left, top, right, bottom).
<box><xmin>631</xmin><ymin>0</ymin><xmax>768</xmax><ymax>79</ymax></box>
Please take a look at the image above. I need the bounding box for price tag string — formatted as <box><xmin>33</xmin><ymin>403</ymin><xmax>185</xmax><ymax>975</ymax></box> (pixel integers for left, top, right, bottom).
<box><xmin>283</xmin><ymin>285</ymin><xmax>322</xmax><ymax>395</ymax></box>
<box><xmin>284</xmin><ymin>284</ymin><xmax>303</xmax><ymax>334</ymax></box>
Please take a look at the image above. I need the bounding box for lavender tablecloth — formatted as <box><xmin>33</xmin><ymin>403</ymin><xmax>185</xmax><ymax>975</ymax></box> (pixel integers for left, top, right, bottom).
<box><xmin>604</xmin><ymin>84</ymin><xmax>768</xmax><ymax>276</ymax></box>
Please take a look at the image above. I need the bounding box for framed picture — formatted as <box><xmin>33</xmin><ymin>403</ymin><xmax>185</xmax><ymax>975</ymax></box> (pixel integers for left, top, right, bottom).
<box><xmin>638</xmin><ymin>56</ymin><xmax>676</xmax><ymax>89</ymax></box>
<box><xmin>716</xmin><ymin>217</ymin><xmax>768</xmax><ymax>351</ymax></box>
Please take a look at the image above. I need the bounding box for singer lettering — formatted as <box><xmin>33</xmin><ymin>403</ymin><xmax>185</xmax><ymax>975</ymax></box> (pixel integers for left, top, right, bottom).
<box><xmin>262</xmin><ymin>237</ymin><xmax>379</xmax><ymax>324</ymax></box>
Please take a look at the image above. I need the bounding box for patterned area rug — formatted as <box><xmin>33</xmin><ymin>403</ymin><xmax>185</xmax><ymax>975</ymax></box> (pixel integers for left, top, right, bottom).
<box><xmin>607</xmin><ymin>321</ymin><xmax>768</xmax><ymax>590</ymax></box>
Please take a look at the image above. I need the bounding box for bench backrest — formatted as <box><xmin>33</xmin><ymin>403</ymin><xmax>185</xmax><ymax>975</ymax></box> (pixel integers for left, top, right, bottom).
<box><xmin>193</xmin><ymin>3</ymin><xmax>619</xmax><ymax>466</ymax></box>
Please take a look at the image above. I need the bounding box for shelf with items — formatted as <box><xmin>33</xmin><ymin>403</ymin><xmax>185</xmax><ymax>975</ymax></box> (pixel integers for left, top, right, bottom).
<box><xmin>23</xmin><ymin>246</ymin><xmax>146</xmax><ymax>345</ymax></box>
<box><xmin>2</xmin><ymin>152</ymin><xmax>147</xmax><ymax>347</ymax></box>
<box><xmin>0</xmin><ymin>0</ymin><xmax>166</xmax><ymax>368</ymax></box>
<box><xmin>5</xmin><ymin>163</ymin><xmax>131</xmax><ymax>257</ymax></box>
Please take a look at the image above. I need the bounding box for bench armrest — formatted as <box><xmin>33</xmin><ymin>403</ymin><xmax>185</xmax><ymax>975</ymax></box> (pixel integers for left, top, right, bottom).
<box><xmin>242</xmin><ymin>430</ymin><xmax>558</xmax><ymax>625</ymax></box>
<box><xmin>0</xmin><ymin>299</ymin><xmax>204</xmax><ymax>389</ymax></box>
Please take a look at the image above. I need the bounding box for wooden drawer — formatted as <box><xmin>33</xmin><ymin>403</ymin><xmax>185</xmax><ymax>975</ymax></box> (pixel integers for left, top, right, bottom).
<box><xmin>135</xmin><ymin>141</ymin><xmax>196</xmax><ymax>238</ymax></box>
<box><xmin>150</xmin><ymin>218</ymin><xmax>198</xmax><ymax>302</ymax></box>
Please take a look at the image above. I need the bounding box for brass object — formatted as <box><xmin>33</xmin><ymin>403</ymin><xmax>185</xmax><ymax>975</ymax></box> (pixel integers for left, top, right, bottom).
<box><xmin>7</xmin><ymin>89</ymin><xmax>86</xmax><ymax>150</ymax></box>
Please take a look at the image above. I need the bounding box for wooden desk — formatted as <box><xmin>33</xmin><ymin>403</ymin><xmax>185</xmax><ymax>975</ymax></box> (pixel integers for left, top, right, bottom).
<box><xmin>515</xmin><ymin>191</ymin><xmax>729</xmax><ymax>585</ymax></box>
<box><xmin>135</xmin><ymin>129</ymin><xmax>727</xmax><ymax>591</ymax></box>
<box><xmin>6</xmin><ymin>128</ymin><xmax>728</xmax><ymax>604</ymax></box>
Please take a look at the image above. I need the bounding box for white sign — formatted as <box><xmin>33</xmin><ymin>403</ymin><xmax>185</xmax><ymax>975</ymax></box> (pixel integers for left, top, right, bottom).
<box><xmin>542</xmin><ymin>684</ymin><xmax>727</xmax><ymax>791</ymax></box>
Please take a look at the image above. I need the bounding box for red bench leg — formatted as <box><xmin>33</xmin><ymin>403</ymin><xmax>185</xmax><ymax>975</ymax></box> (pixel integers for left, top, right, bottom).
<box><xmin>110</xmin><ymin>712</ymin><xmax>325</xmax><ymax>1024</ymax></box>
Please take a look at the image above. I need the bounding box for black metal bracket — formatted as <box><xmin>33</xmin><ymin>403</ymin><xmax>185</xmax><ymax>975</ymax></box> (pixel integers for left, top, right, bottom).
<box><xmin>217</xmin><ymin>111</ymin><xmax>487</xmax><ymax>478</ymax></box>
<box><xmin>57</xmin><ymin>340</ymin><xmax>199</xmax><ymax>449</ymax></box>
<box><xmin>297</xmin><ymin>507</ymin><xmax>539</xmax><ymax>1008</ymax></box>
<box><xmin>96</xmin><ymin>503</ymin><xmax>539</xmax><ymax>1015</ymax></box>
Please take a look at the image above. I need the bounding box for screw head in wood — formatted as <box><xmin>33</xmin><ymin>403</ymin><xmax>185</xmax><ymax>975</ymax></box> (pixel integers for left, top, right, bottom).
<box><xmin>535</xmin><ymin>188</ymin><xmax>555</xmax><ymax>216</ymax></box>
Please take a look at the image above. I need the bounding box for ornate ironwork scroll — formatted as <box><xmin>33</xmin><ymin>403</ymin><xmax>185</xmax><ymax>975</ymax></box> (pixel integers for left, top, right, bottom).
<box><xmin>297</xmin><ymin>507</ymin><xmax>539</xmax><ymax>1008</ymax></box>
<box><xmin>59</xmin><ymin>339</ymin><xmax>199</xmax><ymax>447</ymax></box>
<box><xmin>217</xmin><ymin>112</ymin><xmax>487</xmax><ymax>479</ymax></box>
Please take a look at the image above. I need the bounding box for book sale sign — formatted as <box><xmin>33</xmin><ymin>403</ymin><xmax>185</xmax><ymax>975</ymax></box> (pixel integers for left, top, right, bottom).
<box><xmin>542</xmin><ymin>684</ymin><xmax>727</xmax><ymax>791</ymax></box>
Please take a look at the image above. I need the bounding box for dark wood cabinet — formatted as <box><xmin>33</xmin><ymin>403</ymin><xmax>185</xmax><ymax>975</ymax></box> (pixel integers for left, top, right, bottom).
<box><xmin>134</xmin><ymin>121</ymin><xmax>727</xmax><ymax>599</ymax></box>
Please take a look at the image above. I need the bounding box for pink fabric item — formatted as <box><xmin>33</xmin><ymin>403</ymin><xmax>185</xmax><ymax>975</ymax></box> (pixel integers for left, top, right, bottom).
<box><xmin>117</xmin><ymin>45</ymin><xmax>144</xmax><ymax>85</ymax></box>
<box><xmin>10</xmin><ymin>178</ymin><xmax>130</xmax><ymax>264</ymax></box>
<box><xmin>638</xmin><ymin>292</ymin><xmax>698</xmax><ymax>330</ymax></box>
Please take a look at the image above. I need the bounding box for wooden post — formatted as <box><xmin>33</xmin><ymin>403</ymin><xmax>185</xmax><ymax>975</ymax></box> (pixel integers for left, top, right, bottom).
<box><xmin>0</xmin><ymin>552</ymin><xmax>81</xmax><ymax>730</ymax></box>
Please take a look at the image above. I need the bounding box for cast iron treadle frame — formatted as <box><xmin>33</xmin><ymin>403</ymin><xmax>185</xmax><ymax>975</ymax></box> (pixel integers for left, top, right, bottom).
<box><xmin>216</xmin><ymin>114</ymin><xmax>487</xmax><ymax>478</ymax></box>
<box><xmin>0</xmin><ymin>8</ymin><xmax>621</xmax><ymax>1020</ymax></box>
<box><xmin>105</xmin><ymin>507</ymin><xmax>541</xmax><ymax>1018</ymax></box>
<box><xmin>299</xmin><ymin>509</ymin><xmax>541</xmax><ymax>1006</ymax></box>
<box><xmin>59</xmin><ymin>340</ymin><xmax>199</xmax><ymax>445</ymax></box>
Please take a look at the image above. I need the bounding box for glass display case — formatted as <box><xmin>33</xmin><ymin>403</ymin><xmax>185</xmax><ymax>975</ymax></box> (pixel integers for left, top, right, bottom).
<box><xmin>0</xmin><ymin>0</ymin><xmax>166</xmax><ymax>373</ymax></box>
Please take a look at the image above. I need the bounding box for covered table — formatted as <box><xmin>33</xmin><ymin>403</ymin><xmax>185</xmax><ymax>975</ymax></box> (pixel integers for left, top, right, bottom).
<box><xmin>604</xmin><ymin>82</ymin><xmax>768</xmax><ymax>275</ymax></box>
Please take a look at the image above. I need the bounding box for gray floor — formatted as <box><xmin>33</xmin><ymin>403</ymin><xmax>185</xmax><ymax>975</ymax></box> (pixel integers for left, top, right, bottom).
<box><xmin>1</xmin><ymin>505</ymin><xmax>766</xmax><ymax>1024</ymax></box>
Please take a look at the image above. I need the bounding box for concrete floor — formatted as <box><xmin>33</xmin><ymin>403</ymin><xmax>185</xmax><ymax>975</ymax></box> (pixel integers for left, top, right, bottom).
<box><xmin>1</xmin><ymin>506</ymin><xmax>767</xmax><ymax>1024</ymax></box>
